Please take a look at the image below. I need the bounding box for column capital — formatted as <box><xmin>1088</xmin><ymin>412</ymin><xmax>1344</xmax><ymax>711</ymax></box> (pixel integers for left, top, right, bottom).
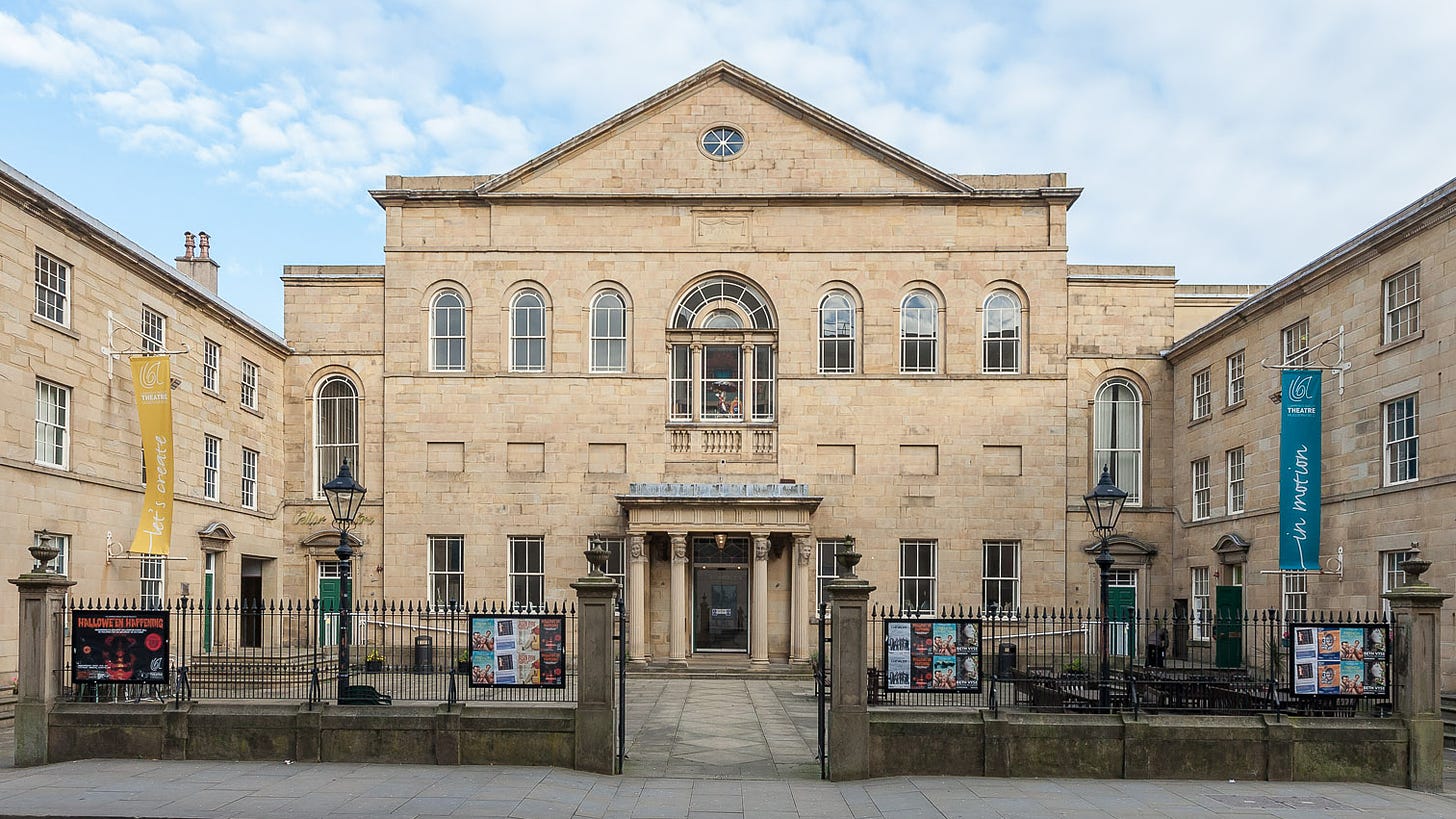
<box><xmin>670</xmin><ymin>532</ymin><xmax>688</xmax><ymax>564</ymax></box>
<box><xmin>752</xmin><ymin>533</ymin><xmax>770</xmax><ymax>562</ymax></box>
<box><xmin>628</xmin><ymin>533</ymin><xmax>647</xmax><ymax>564</ymax></box>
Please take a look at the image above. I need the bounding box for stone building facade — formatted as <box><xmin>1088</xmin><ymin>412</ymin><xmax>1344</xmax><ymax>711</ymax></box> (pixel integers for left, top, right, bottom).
<box><xmin>1166</xmin><ymin>176</ymin><xmax>1456</xmax><ymax>681</ymax></box>
<box><xmin>4</xmin><ymin>61</ymin><xmax>1448</xmax><ymax>685</ymax></box>
<box><xmin>277</xmin><ymin>62</ymin><xmax>1226</xmax><ymax>665</ymax></box>
<box><xmin>1</xmin><ymin>160</ymin><xmax>290</xmax><ymax>681</ymax></box>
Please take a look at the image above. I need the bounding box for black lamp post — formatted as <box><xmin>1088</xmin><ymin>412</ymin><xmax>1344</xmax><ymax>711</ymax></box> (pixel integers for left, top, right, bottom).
<box><xmin>322</xmin><ymin>458</ymin><xmax>367</xmax><ymax>704</ymax></box>
<box><xmin>1083</xmin><ymin>466</ymin><xmax>1127</xmax><ymax>710</ymax></box>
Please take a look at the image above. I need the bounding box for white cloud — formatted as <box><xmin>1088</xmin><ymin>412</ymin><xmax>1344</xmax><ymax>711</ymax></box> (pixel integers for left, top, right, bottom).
<box><xmin>0</xmin><ymin>11</ymin><xmax>108</xmax><ymax>79</ymax></box>
<box><xmin>65</xmin><ymin>10</ymin><xmax>201</xmax><ymax>63</ymax></box>
<box><xmin>103</xmin><ymin>122</ymin><xmax>199</xmax><ymax>155</ymax></box>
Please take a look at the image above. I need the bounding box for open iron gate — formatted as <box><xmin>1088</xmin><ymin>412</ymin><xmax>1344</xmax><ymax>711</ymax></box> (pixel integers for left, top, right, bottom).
<box><xmin>815</xmin><ymin>602</ymin><xmax>829</xmax><ymax>779</ymax></box>
<box><xmin>615</xmin><ymin>593</ymin><xmax>628</xmax><ymax>774</ymax></box>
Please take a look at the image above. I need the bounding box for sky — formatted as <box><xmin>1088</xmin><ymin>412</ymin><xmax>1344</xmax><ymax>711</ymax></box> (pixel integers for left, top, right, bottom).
<box><xmin>2</xmin><ymin>1</ymin><xmax>1454</xmax><ymax>334</ymax></box>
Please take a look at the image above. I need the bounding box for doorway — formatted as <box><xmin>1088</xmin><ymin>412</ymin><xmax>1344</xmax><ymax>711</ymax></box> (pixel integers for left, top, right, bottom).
<box><xmin>318</xmin><ymin>561</ymin><xmax>342</xmax><ymax>647</ymax></box>
<box><xmin>691</xmin><ymin>535</ymin><xmax>750</xmax><ymax>653</ymax></box>
<box><xmin>694</xmin><ymin>566</ymin><xmax>749</xmax><ymax>651</ymax></box>
<box><xmin>240</xmin><ymin>557</ymin><xmax>265</xmax><ymax>649</ymax></box>
<box><xmin>1107</xmin><ymin>569</ymin><xmax>1137</xmax><ymax>656</ymax></box>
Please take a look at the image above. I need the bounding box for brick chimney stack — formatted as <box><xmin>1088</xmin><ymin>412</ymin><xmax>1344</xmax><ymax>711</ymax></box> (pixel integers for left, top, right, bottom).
<box><xmin>175</xmin><ymin>230</ymin><xmax>219</xmax><ymax>292</ymax></box>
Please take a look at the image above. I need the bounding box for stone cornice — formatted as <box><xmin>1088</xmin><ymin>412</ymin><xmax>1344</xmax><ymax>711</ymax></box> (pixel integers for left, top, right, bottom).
<box><xmin>370</xmin><ymin>189</ymin><xmax>1083</xmax><ymax>207</ymax></box>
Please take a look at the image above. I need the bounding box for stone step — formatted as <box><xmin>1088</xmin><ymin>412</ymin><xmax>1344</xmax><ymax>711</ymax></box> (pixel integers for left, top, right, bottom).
<box><xmin>1443</xmin><ymin>691</ymin><xmax>1456</xmax><ymax>749</ymax></box>
<box><xmin>630</xmin><ymin>659</ymin><xmax>811</xmax><ymax>680</ymax></box>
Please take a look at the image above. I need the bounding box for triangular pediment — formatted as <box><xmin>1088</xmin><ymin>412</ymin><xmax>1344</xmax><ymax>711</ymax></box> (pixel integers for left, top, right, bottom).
<box><xmin>479</xmin><ymin>61</ymin><xmax>971</xmax><ymax>197</ymax></box>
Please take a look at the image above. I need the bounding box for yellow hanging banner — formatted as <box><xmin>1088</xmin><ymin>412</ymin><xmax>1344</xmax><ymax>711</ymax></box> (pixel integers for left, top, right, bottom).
<box><xmin>129</xmin><ymin>356</ymin><xmax>175</xmax><ymax>555</ymax></box>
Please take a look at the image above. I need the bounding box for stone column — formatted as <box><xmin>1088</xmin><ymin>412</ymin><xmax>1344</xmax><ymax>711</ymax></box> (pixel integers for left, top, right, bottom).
<box><xmin>750</xmin><ymin>533</ymin><xmax>770</xmax><ymax>666</ymax></box>
<box><xmin>826</xmin><ymin>548</ymin><xmax>875</xmax><ymax>781</ymax></box>
<box><xmin>790</xmin><ymin>533</ymin><xmax>813</xmax><ymax>663</ymax></box>
<box><xmin>1381</xmin><ymin>548</ymin><xmax>1451</xmax><ymax>792</ymax></box>
<box><xmin>627</xmin><ymin>534</ymin><xmax>648</xmax><ymax>663</ymax></box>
<box><xmin>668</xmin><ymin>533</ymin><xmax>688</xmax><ymax>664</ymax></box>
<box><xmin>9</xmin><ymin>539</ymin><xmax>77</xmax><ymax>767</ymax></box>
<box><xmin>571</xmin><ymin>551</ymin><xmax>620</xmax><ymax>775</ymax></box>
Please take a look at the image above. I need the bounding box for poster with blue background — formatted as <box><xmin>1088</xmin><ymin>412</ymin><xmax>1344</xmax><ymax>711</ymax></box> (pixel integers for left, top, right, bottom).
<box><xmin>1279</xmin><ymin>369</ymin><xmax>1322</xmax><ymax>571</ymax></box>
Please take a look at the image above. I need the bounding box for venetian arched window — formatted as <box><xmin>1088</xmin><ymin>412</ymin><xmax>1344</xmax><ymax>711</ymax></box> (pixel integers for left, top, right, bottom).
<box><xmin>982</xmin><ymin>290</ymin><xmax>1021</xmax><ymax>374</ymax></box>
<box><xmin>900</xmin><ymin>290</ymin><xmax>938</xmax><ymax>374</ymax></box>
<box><xmin>667</xmin><ymin>276</ymin><xmax>776</xmax><ymax>423</ymax></box>
<box><xmin>818</xmin><ymin>291</ymin><xmax>855</xmax><ymax>374</ymax></box>
<box><xmin>430</xmin><ymin>289</ymin><xmax>466</xmax><ymax>371</ymax></box>
<box><xmin>590</xmin><ymin>291</ymin><xmax>628</xmax><ymax>373</ymax></box>
<box><xmin>315</xmin><ymin>375</ymin><xmax>359</xmax><ymax>498</ymax></box>
<box><xmin>1093</xmin><ymin>378</ymin><xmax>1143</xmax><ymax>505</ymax></box>
<box><xmin>510</xmin><ymin>290</ymin><xmax>546</xmax><ymax>372</ymax></box>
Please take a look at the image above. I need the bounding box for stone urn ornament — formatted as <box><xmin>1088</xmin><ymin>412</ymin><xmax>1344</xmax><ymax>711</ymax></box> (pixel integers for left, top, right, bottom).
<box><xmin>29</xmin><ymin>531</ymin><xmax>60</xmax><ymax>573</ymax></box>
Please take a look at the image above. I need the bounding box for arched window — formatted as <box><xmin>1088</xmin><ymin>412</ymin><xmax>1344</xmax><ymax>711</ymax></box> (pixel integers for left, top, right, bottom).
<box><xmin>315</xmin><ymin>375</ymin><xmax>359</xmax><ymax>498</ymax></box>
<box><xmin>818</xmin><ymin>291</ymin><xmax>855</xmax><ymax>374</ymax></box>
<box><xmin>900</xmin><ymin>290</ymin><xmax>938</xmax><ymax>374</ymax></box>
<box><xmin>430</xmin><ymin>289</ymin><xmax>465</xmax><ymax>371</ymax></box>
<box><xmin>590</xmin><ymin>291</ymin><xmax>627</xmax><ymax>373</ymax></box>
<box><xmin>982</xmin><ymin>290</ymin><xmax>1021</xmax><ymax>374</ymax></box>
<box><xmin>667</xmin><ymin>275</ymin><xmax>776</xmax><ymax>423</ymax></box>
<box><xmin>1094</xmin><ymin>378</ymin><xmax>1142</xmax><ymax>505</ymax></box>
<box><xmin>510</xmin><ymin>290</ymin><xmax>546</xmax><ymax>372</ymax></box>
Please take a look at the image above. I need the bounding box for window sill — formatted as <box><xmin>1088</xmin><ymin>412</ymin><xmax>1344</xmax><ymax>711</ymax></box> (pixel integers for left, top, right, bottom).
<box><xmin>1222</xmin><ymin>399</ymin><xmax>1246</xmax><ymax>415</ymax></box>
<box><xmin>31</xmin><ymin>313</ymin><xmax>79</xmax><ymax>340</ymax></box>
<box><xmin>203</xmin><ymin>387</ymin><xmax>224</xmax><ymax>402</ymax></box>
<box><xmin>1375</xmin><ymin>329</ymin><xmax>1424</xmax><ymax>356</ymax></box>
<box><xmin>240</xmin><ymin>404</ymin><xmax>264</xmax><ymax>419</ymax></box>
<box><xmin>1188</xmin><ymin>415</ymin><xmax>1211</xmax><ymax>429</ymax></box>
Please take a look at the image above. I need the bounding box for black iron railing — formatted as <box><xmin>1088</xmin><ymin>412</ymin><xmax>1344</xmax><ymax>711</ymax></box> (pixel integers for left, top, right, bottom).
<box><xmin>866</xmin><ymin>603</ymin><xmax>1395</xmax><ymax>717</ymax></box>
<box><xmin>63</xmin><ymin>598</ymin><xmax>578</xmax><ymax>704</ymax></box>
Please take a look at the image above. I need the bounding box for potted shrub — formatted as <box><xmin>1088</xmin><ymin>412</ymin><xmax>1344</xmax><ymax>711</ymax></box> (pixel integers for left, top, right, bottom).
<box><xmin>457</xmin><ymin>649</ymin><xmax>472</xmax><ymax>674</ymax></box>
<box><xmin>364</xmin><ymin>649</ymin><xmax>384</xmax><ymax>672</ymax></box>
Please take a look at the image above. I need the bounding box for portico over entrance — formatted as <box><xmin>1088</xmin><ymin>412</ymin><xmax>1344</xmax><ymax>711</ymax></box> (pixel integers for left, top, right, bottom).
<box><xmin>616</xmin><ymin>483</ymin><xmax>822</xmax><ymax>666</ymax></box>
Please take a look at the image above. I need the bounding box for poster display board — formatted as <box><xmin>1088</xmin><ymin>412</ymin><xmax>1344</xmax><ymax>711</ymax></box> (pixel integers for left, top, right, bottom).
<box><xmin>71</xmin><ymin>610</ymin><xmax>170</xmax><ymax>684</ymax></box>
<box><xmin>467</xmin><ymin>615</ymin><xmax>567</xmax><ymax>687</ymax></box>
<box><xmin>1290</xmin><ymin>623</ymin><xmax>1389</xmax><ymax>697</ymax></box>
<box><xmin>884</xmin><ymin>619</ymin><xmax>981</xmax><ymax>692</ymax></box>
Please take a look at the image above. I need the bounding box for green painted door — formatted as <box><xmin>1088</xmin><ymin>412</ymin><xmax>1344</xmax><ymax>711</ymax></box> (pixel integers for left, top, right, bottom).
<box><xmin>318</xmin><ymin>577</ymin><xmax>341</xmax><ymax>647</ymax></box>
<box><xmin>1214</xmin><ymin>585</ymin><xmax>1243</xmax><ymax>668</ymax></box>
<box><xmin>202</xmin><ymin>556</ymin><xmax>214</xmax><ymax>653</ymax></box>
<box><xmin>1107</xmin><ymin>586</ymin><xmax>1136</xmax><ymax>656</ymax></box>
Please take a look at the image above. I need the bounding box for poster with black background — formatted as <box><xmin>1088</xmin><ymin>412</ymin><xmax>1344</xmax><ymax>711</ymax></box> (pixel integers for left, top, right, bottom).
<box><xmin>71</xmin><ymin>610</ymin><xmax>169</xmax><ymax>684</ymax></box>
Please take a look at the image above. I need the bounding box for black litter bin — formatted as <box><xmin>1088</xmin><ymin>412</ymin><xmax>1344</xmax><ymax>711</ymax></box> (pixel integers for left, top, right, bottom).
<box><xmin>413</xmin><ymin>635</ymin><xmax>433</xmax><ymax>673</ymax></box>
<box><xmin>996</xmin><ymin>642</ymin><xmax>1017</xmax><ymax>676</ymax></box>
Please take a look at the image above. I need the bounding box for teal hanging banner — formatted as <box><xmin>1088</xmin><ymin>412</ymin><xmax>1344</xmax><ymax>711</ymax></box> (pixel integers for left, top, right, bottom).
<box><xmin>1279</xmin><ymin>369</ymin><xmax>1322</xmax><ymax>570</ymax></box>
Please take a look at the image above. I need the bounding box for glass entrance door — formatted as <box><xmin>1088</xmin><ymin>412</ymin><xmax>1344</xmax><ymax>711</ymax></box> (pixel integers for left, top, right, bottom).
<box><xmin>694</xmin><ymin>566</ymin><xmax>749</xmax><ymax>652</ymax></box>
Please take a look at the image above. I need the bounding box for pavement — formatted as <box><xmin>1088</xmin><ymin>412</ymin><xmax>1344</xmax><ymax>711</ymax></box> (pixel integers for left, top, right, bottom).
<box><xmin>1</xmin><ymin>680</ymin><xmax>1455</xmax><ymax>817</ymax></box>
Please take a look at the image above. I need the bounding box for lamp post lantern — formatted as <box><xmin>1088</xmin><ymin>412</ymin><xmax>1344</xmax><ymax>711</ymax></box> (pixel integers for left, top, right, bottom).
<box><xmin>322</xmin><ymin>458</ymin><xmax>367</xmax><ymax>704</ymax></box>
<box><xmin>1083</xmin><ymin>466</ymin><xmax>1127</xmax><ymax>710</ymax></box>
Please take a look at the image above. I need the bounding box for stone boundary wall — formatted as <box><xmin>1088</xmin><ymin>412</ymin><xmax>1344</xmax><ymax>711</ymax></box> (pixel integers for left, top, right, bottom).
<box><xmin>46</xmin><ymin>702</ymin><xmax>576</xmax><ymax>767</ymax></box>
<box><xmin>864</xmin><ymin>710</ymin><xmax>1407</xmax><ymax>787</ymax></box>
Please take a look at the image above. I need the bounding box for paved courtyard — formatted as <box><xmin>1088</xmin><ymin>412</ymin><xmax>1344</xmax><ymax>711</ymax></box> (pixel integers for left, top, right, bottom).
<box><xmin>622</xmin><ymin>677</ymin><xmax>820</xmax><ymax>779</ymax></box>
